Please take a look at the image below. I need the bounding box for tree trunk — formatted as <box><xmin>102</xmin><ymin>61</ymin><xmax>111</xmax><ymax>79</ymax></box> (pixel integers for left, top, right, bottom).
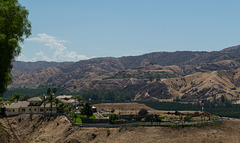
<box><xmin>50</xmin><ymin>101</ymin><xmax>52</xmax><ymax>114</ymax></box>
<box><xmin>44</xmin><ymin>103</ymin><xmax>46</xmax><ymax>115</ymax></box>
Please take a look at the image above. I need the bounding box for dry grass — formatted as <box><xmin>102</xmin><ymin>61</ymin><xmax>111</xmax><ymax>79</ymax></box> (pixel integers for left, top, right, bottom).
<box><xmin>93</xmin><ymin>102</ymin><xmax>202</xmax><ymax>115</ymax></box>
<box><xmin>1</xmin><ymin>114</ymin><xmax>240</xmax><ymax>143</ymax></box>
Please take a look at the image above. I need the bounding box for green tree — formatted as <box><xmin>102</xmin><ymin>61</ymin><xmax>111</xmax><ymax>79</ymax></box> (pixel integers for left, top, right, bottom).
<box><xmin>47</xmin><ymin>88</ymin><xmax>52</xmax><ymax>114</ymax></box>
<box><xmin>80</xmin><ymin>102</ymin><xmax>93</xmax><ymax>117</ymax></box>
<box><xmin>221</xmin><ymin>95</ymin><xmax>225</xmax><ymax>103</ymax></box>
<box><xmin>0</xmin><ymin>0</ymin><xmax>31</xmax><ymax>96</ymax></box>
<box><xmin>54</xmin><ymin>97</ymin><xmax>59</xmax><ymax>106</ymax></box>
<box><xmin>138</xmin><ymin>108</ymin><xmax>148</xmax><ymax>116</ymax></box>
<box><xmin>40</xmin><ymin>94</ymin><xmax>47</xmax><ymax>115</ymax></box>
<box><xmin>10</xmin><ymin>93</ymin><xmax>22</xmax><ymax>102</ymax></box>
<box><xmin>77</xmin><ymin>96</ymin><xmax>84</xmax><ymax>106</ymax></box>
<box><xmin>109</xmin><ymin>114</ymin><xmax>119</xmax><ymax>124</ymax></box>
<box><xmin>46</xmin><ymin>87</ymin><xmax>57</xmax><ymax>114</ymax></box>
<box><xmin>52</xmin><ymin>87</ymin><xmax>57</xmax><ymax>95</ymax></box>
<box><xmin>72</xmin><ymin>95</ymin><xmax>78</xmax><ymax>110</ymax></box>
<box><xmin>21</xmin><ymin>95</ymin><xmax>30</xmax><ymax>101</ymax></box>
<box><xmin>174</xmin><ymin>96</ymin><xmax>180</xmax><ymax>102</ymax></box>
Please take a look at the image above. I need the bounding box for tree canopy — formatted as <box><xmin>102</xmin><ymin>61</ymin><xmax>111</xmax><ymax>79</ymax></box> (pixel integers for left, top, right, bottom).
<box><xmin>10</xmin><ymin>93</ymin><xmax>22</xmax><ymax>102</ymax></box>
<box><xmin>0</xmin><ymin>0</ymin><xmax>31</xmax><ymax>96</ymax></box>
<box><xmin>81</xmin><ymin>102</ymin><xmax>93</xmax><ymax>117</ymax></box>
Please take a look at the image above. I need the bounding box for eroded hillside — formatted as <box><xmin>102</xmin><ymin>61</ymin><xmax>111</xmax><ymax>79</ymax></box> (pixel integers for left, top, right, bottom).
<box><xmin>1</xmin><ymin>114</ymin><xmax>240</xmax><ymax>143</ymax></box>
<box><xmin>8</xmin><ymin>45</ymin><xmax>240</xmax><ymax>102</ymax></box>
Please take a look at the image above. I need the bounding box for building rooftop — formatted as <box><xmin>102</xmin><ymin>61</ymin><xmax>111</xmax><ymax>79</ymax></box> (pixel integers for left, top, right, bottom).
<box><xmin>5</xmin><ymin>101</ymin><xmax>29</xmax><ymax>108</ymax></box>
<box><xmin>28</xmin><ymin>97</ymin><xmax>42</xmax><ymax>102</ymax></box>
<box><xmin>56</xmin><ymin>95</ymin><xmax>72</xmax><ymax>99</ymax></box>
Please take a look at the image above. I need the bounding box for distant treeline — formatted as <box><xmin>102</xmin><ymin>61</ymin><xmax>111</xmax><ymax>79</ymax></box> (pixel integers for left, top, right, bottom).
<box><xmin>3</xmin><ymin>88</ymin><xmax>47</xmax><ymax>99</ymax></box>
<box><xmin>4</xmin><ymin>88</ymin><xmax>240</xmax><ymax>118</ymax></box>
<box><xmin>64</xmin><ymin>89</ymin><xmax>136</xmax><ymax>102</ymax></box>
<box><xmin>3</xmin><ymin>88</ymin><xmax>135</xmax><ymax>102</ymax></box>
<box><xmin>140</xmin><ymin>102</ymin><xmax>240</xmax><ymax>118</ymax></box>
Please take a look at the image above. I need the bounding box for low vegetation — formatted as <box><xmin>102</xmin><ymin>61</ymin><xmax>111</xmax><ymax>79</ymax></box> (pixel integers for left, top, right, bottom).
<box><xmin>65</xmin><ymin>89</ymin><xmax>136</xmax><ymax>102</ymax></box>
<box><xmin>140</xmin><ymin>101</ymin><xmax>240</xmax><ymax>118</ymax></box>
<box><xmin>3</xmin><ymin>88</ymin><xmax>48</xmax><ymax>99</ymax></box>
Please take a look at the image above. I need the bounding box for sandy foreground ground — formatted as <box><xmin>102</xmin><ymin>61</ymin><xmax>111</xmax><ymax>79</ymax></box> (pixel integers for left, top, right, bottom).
<box><xmin>0</xmin><ymin>113</ymin><xmax>240</xmax><ymax>143</ymax></box>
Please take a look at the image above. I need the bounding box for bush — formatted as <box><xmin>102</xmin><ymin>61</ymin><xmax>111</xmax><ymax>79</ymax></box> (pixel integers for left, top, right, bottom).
<box><xmin>184</xmin><ymin>115</ymin><xmax>192</xmax><ymax>122</ymax></box>
<box><xmin>89</xmin><ymin>116</ymin><xmax>96</xmax><ymax>119</ymax></box>
<box><xmin>194</xmin><ymin>111</ymin><xmax>199</xmax><ymax>117</ymax></box>
<box><xmin>138</xmin><ymin>108</ymin><xmax>148</xmax><ymax>116</ymax></box>
<box><xmin>107</xmin><ymin>129</ymin><xmax>110</xmax><ymax>136</ymax></box>
<box><xmin>141</xmin><ymin>118</ymin><xmax>145</xmax><ymax>122</ymax></box>
<box><xmin>179</xmin><ymin>115</ymin><xmax>183</xmax><ymax>121</ymax></box>
<box><xmin>109</xmin><ymin>114</ymin><xmax>120</xmax><ymax>124</ymax></box>
<box><xmin>80</xmin><ymin>102</ymin><xmax>93</xmax><ymax>117</ymax></box>
<box><xmin>159</xmin><ymin>115</ymin><xmax>165</xmax><ymax>121</ymax></box>
<box><xmin>131</xmin><ymin>118</ymin><xmax>136</xmax><ymax>122</ymax></box>
<box><xmin>80</xmin><ymin>115</ymin><xmax>88</xmax><ymax>118</ymax></box>
<box><xmin>119</xmin><ymin>127</ymin><xmax>123</xmax><ymax>132</ymax></box>
<box><xmin>210</xmin><ymin>115</ymin><xmax>217</xmax><ymax>120</ymax></box>
<box><xmin>174</xmin><ymin>111</ymin><xmax>180</xmax><ymax>115</ymax></box>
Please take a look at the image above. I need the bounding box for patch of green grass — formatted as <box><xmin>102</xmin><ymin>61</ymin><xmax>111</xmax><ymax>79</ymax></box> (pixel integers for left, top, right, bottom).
<box><xmin>68</xmin><ymin>114</ymin><xmax>82</xmax><ymax>124</ymax></box>
<box><xmin>75</xmin><ymin>116</ymin><xmax>82</xmax><ymax>124</ymax></box>
<box><xmin>160</xmin><ymin>122</ymin><xmax>177</xmax><ymax>126</ymax></box>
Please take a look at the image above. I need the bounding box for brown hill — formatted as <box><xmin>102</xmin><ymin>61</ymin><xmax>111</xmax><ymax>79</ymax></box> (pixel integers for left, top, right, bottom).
<box><xmin>9</xmin><ymin>45</ymin><xmax>240</xmax><ymax>102</ymax></box>
<box><xmin>164</xmin><ymin>68</ymin><xmax>240</xmax><ymax>102</ymax></box>
<box><xmin>12</xmin><ymin>61</ymin><xmax>73</xmax><ymax>72</ymax></box>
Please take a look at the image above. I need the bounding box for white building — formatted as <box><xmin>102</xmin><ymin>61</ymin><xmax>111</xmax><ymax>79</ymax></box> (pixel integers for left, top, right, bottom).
<box><xmin>5</xmin><ymin>97</ymin><xmax>57</xmax><ymax>116</ymax></box>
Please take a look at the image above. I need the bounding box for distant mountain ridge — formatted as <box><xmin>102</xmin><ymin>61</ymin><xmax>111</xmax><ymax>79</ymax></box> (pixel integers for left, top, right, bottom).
<box><xmin>13</xmin><ymin>61</ymin><xmax>74</xmax><ymax>72</ymax></box>
<box><xmin>14</xmin><ymin>44</ymin><xmax>240</xmax><ymax>71</ymax></box>
<box><xmin>10</xmin><ymin>45</ymin><xmax>240</xmax><ymax>102</ymax></box>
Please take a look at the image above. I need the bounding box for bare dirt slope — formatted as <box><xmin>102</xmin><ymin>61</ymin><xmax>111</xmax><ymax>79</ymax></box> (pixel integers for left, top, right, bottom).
<box><xmin>1</xmin><ymin>114</ymin><xmax>240</xmax><ymax>143</ymax></box>
<box><xmin>164</xmin><ymin>68</ymin><xmax>240</xmax><ymax>101</ymax></box>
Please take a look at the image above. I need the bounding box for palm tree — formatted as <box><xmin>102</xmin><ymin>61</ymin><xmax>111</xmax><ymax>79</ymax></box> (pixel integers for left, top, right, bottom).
<box><xmin>52</xmin><ymin>87</ymin><xmax>57</xmax><ymax>113</ymax></box>
<box><xmin>53</xmin><ymin>98</ymin><xmax>60</xmax><ymax>112</ymax></box>
<box><xmin>46</xmin><ymin>87</ymin><xmax>58</xmax><ymax>114</ymax></box>
<box><xmin>72</xmin><ymin>95</ymin><xmax>78</xmax><ymax>111</ymax></box>
<box><xmin>52</xmin><ymin>87</ymin><xmax>57</xmax><ymax>96</ymax></box>
<box><xmin>77</xmin><ymin>96</ymin><xmax>84</xmax><ymax>106</ymax></box>
<box><xmin>47</xmin><ymin>88</ymin><xmax>53</xmax><ymax>114</ymax></box>
<box><xmin>40</xmin><ymin>94</ymin><xmax>47</xmax><ymax>115</ymax></box>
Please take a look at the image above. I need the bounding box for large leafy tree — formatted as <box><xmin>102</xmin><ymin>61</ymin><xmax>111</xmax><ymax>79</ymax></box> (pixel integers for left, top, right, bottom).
<box><xmin>10</xmin><ymin>93</ymin><xmax>22</xmax><ymax>102</ymax></box>
<box><xmin>0</xmin><ymin>0</ymin><xmax>31</xmax><ymax>97</ymax></box>
<box><xmin>80</xmin><ymin>102</ymin><xmax>93</xmax><ymax>117</ymax></box>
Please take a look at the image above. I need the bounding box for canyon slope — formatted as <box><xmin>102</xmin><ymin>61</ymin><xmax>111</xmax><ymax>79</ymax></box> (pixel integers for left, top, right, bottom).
<box><xmin>1</xmin><ymin>114</ymin><xmax>240</xmax><ymax>143</ymax></box>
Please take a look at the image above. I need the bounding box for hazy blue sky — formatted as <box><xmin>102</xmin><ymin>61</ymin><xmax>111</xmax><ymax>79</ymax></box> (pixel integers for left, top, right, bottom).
<box><xmin>17</xmin><ymin>0</ymin><xmax>240</xmax><ymax>62</ymax></box>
